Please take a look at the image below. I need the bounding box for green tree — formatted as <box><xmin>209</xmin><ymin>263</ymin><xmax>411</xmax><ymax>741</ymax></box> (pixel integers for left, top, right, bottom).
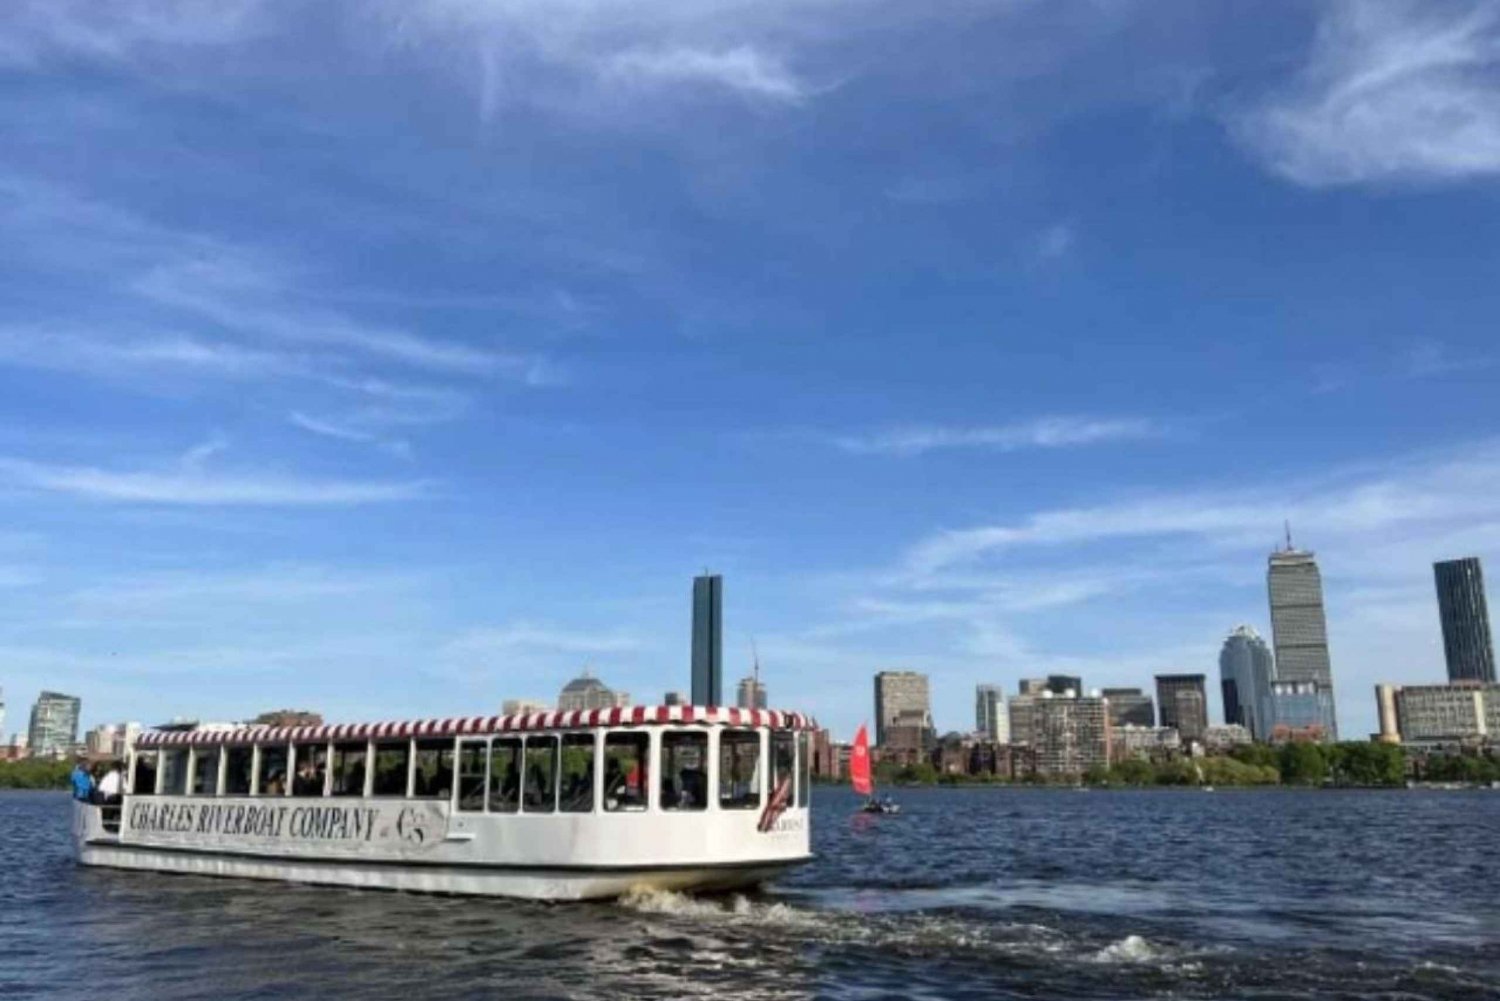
<box><xmin>1278</xmin><ymin>742</ymin><xmax>1328</xmax><ymax>786</ymax></box>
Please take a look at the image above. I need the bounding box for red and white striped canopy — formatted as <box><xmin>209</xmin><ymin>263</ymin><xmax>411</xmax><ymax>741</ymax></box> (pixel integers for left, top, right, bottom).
<box><xmin>136</xmin><ymin>705</ymin><xmax>820</xmax><ymax>749</ymax></box>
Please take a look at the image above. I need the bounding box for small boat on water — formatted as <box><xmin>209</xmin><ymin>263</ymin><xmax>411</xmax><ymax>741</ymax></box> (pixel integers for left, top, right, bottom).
<box><xmin>850</xmin><ymin>723</ymin><xmax>900</xmax><ymax>815</ymax></box>
<box><xmin>71</xmin><ymin>705</ymin><xmax>816</xmax><ymax>901</ymax></box>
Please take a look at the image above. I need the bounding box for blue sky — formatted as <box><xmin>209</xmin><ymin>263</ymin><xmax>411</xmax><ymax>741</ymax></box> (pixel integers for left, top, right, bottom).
<box><xmin>2</xmin><ymin>1</ymin><xmax>1499</xmax><ymax>742</ymax></box>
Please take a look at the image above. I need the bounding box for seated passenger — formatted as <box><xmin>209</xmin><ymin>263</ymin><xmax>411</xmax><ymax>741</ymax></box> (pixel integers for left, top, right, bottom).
<box><xmin>293</xmin><ymin>759</ymin><xmax>322</xmax><ymax>796</ymax></box>
<box><xmin>264</xmin><ymin>770</ymin><xmax>286</xmax><ymax>796</ymax></box>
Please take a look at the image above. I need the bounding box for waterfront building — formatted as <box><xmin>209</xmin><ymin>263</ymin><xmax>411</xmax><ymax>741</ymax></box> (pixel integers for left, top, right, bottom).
<box><xmin>1046</xmin><ymin>674</ymin><xmax>1082</xmax><ymax>698</ymax></box>
<box><xmin>0</xmin><ymin>686</ymin><xmax>6</xmax><ymax>742</ymax></box>
<box><xmin>27</xmin><ymin>691</ymin><xmax>81</xmax><ymax>759</ymax></box>
<box><xmin>882</xmin><ymin>707</ymin><xmax>936</xmax><ymax>765</ymax></box>
<box><xmin>1202</xmin><ymin>724</ymin><xmax>1253</xmax><ymax>752</ymax></box>
<box><xmin>975</xmin><ymin>684</ymin><xmax>1008</xmax><ymax>742</ymax></box>
<box><xmin>1376</xmin><ymin>682</ymin><xmax>1500</xmax><ymax>750</ymax></box>
<box><xmin>1007</xmin><ymin>693</ymin><xmax>1038</xmax><ymax>746</ymax></box>
<box><xmin>1110</xmin><ymin>724</ymin><xmax>1181</xmax><ymax>762</ymax></box>
<box><xmin>1261</xmin><ymin>680</ymin><xmax>1335</xmax><ymax>743</ymax></box>
<box><xmin>662</xmin><ymin>691</ymin><xmax>688</xmax><ymax>707</ymax></box>
<box><xmin>1268</xmin><ymin>539</ymin><xmax>1338</xmax><ymax>739</ymax></box>
<box><xmin>85</xmin><ymin>724</ymin><xmax>119</xmax><ymax>756</ymax></box>
<box><xmin>1434</xmin><ymin>558</ymin><xmax>1495</xmax><ymax>683</ymax></box>
<box><xmin>736</xmin><ymin>675</ymin><xmax>767</xmax><ymax>710</ymax></box>
<box><xmin>873</xmin><ymin>670</ymin><xmax>930</xmax><ymax>747</ymax></box>
<box><xmin>1033</xmin><ymin>693</ymin><xmax>1110</xmax><ymax>778</ymax></box>
<box><xmin>1219</xmin><ymin>625</ymin><xmax>1275</xmax><ymax>739</ymax></box>
<box><xmin>500</xmin><ymin>699</ymin><xmax>549</xmax><ymax>716</ymax></box>
<box><xmin>1101</xmin><ymin>688</ymin><xmax>1155</xmax><ymax>729</ymax></box>
<box><xmin>691</xmin><ymin>574</ymin><xmax>724</xmax><ymax>706</ymax></box>
<box><xmin>1018</xmin><ymin>678</ymin><xmax>1048</xmax><ymax>696</ymax></box>
<box><xmin>556</xmin><ymin>672</ymin><xmax>630</xmax><ymax>712</ymax></box>
<box><xmin>253</xmin><ymin>709</ymin><xmax>323</xmax><ymax>727</ymax></box>
<box><xmin>811</xmin><ymin>728</ymin><xmax>839</xmax><ymax>779</ymax></box>
<box><xmin>1155</xmin><ymin>674</ymin><xmax>1208</xmax><ymax>743</ymax></box>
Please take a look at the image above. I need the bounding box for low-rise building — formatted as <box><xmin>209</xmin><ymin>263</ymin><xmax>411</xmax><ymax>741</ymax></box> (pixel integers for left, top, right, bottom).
<box><xmin>1110</xmin><ymin>724</ymin><xmax>1182</xmax><ymax>762</ymax></box>
<box><xmin>1375</xmin><ymin>681</ymin><xmax>1500</xmax><ymax>750</ymax></box>
<box><xmin>1202</xmin><ymin>723</ymin><xmax>1253</xmax><ymax>752</ymax></box>
<box><xmin>501</xmin><ymin>698</ymin><xmax>550</xmax><ymax>716</ymax></box>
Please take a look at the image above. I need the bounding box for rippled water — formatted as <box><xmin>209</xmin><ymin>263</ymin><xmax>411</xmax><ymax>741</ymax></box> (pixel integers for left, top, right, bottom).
<box><xmin>3</xmin><ymin>787</ymin><xmax>1497</xmax><ymax>1000</ymax></box>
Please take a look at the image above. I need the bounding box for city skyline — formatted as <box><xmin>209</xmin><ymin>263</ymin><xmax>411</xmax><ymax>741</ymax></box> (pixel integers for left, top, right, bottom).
<box><xmin>2</xmin><ymin>4</ymin><xmax>1499</xmax><ymax>743</ymax></box>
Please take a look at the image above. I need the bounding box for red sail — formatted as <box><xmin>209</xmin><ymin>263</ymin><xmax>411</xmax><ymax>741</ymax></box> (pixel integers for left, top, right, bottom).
<box><xmin>850</xmin><ymin>723</ymin><xmax>873</xmax><ymax>796</ymax></box>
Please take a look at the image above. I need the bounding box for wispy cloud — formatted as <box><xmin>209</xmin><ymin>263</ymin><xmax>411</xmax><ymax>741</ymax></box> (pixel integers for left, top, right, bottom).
<box><xmin>0</xmin><ymin>456</ymin><xmax>428</xmax><ymax>506</ymax></box>
<box><xmin>0</xmin><ymin>0</ymin><xmax>268</xmax><ymax>67</ymax></box>
<box><xmin>829</xmin><ymin>416</ymin><xmax>1163</xmax><ymax>457</ymax></box>
<box><xmin>445</xmin><ymin>623</ymin><xmax>641</xmax><ymax>656</ymax></box>
<box><xmin>289</xmin><ymin>412</ymin><xmax>413</xmax><ymax>459</ymax></box>
<box><xmin>1234</xmin><ymin>0</ymin><xmax>1500</xmax><ymax>186</ymax></box>
<box><xmin>1034</xmin><ymin>222</ymin><xmax>1075</xmax><ymax>261</ymax></box>
<box><xmin>603</xmin><ymin>46</ymin><xmax>806</xmax><ymax>102</ymax></box>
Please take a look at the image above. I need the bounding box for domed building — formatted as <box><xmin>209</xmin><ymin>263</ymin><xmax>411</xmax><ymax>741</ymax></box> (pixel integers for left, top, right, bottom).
<box><xmin>556</xmin><ymin>671</ymin><xmax>631</xmax><ymax>712</ymax></box>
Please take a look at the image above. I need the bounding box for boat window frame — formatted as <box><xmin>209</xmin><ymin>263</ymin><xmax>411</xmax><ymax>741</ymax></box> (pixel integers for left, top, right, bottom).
<box><xmin>660</xmin><ymin>729</ymin><xmax>709</xmax><ymax>812</ymax></box>
<box><xmin>369</xmin><ymin>740</ymin><xmax>412</xmax><ymax>798</ymax></box>
<box><xmin>160</xmin><ymin>748</ymin><xmax>190</xmax><ymax>797</ymax></box>
<box><xmin>256</xmin><ymin>742</ymin><xmax>291</xmax><ymax>797</ymax></box>
<box><xmin>601</xmin><ymin>730</ymin><xmax>651</xmax><ymax>813</ymax></box>
<box><xmin>411</xmin><ymin>738</ymin><xmax>456</xmax><ymax>801</ymax></box>
<box><xmin>131</xmin><ymin>749</ymin><xmax>159</xmax><ymax>796</ymax></box>
<box><xmin>718</xmin><ymin>728</ymin><xmax>764</xmax><ymax>810</ymax></box>
<box><xmin>488</xmin><ymin>737</ymin><xmax>522</xmax><ymax>814</ymax></box>
<box><xmin>456</xmin><ymin>738</ymin><xmax>488</xmax><ymax>813</ymax></box>
<box><xmin>291</xmin><ymin>741</ymin><xmax>331</xmax><ymax>798</ymax></box>
<box><xmin>521</xmin><ymin>734</ymin><xmax>559</xmax><ymax>814</ymax></box>
<box><xmin>189</xmin><ymin>746</ymin><xmax>222</xmax><ymax>797</ymax></box>
<box><xmin>771</xmin><ymin>730</ymin><xmax>796</xmax><ymax>807</ymax></box>
<box><xmin>329</xmin><ymin>741</ymin><xmax>369</xmax><ymax>798</ymax></box>
<box><xmin>558</xmin><ymin>732</ymin><xmax>596</xmax><ymax>814</ymax></box>
<box><xmin>224</xmin><ymin>744</ymin><xmax>254</xmax><ymax>797</ymax></box>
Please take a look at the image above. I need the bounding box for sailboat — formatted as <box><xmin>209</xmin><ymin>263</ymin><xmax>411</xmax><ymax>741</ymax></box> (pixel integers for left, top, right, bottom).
<box><xmin>851</xmin><ymin>723</ymin><xmax>900</xmax><ymax>814</ymax></box>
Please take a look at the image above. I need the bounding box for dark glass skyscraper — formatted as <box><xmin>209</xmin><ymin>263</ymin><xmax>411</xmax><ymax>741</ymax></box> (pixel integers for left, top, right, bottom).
<box><xmin>691</xmin><ymin>574</ymin><xmax>723</xmax><ymax>706</ymax></box>
<box><xmin>1434</xmin><ymin>557</ymin><xmax>1495</xmax><ymax>683</ymax></box>
<box><xmin>1155</xmin><ymin>674</ymin><xmax>1208</xmax><ymax>741</ymax></box>
<box><xmin>1219</xmin><ymin>625</ymin><xmax>1275</xmax><ymax>739</ymax></box>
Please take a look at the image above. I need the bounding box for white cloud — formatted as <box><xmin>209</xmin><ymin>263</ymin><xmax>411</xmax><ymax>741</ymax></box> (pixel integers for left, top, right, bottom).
<box><xmin>1035</xmin><ymin>222</ymin><xmax>1075</xmax><ymax>260</ymax></box>
<box><xmin>0</xmin><ymin>0</ymin><xmax>267</xmax><ymax>66</ymax></box>
<box><xmin>830</xmin><ymin>416</ymin><xmax>1163</xmax><ymax>457</ymax></box>
<box><xmin>1235</xmin><ymin>0</ymin><xmax>1500</xmax><ymax>186</ymax></box>
<box><xmin>289</xmin><ymin>412</ymin><xmax>413</xmax><ymax>459</ymax></box>
<box><xmin>604</xmin><ymin>46</ymin><xmax>806</xmax><ymax>102</ymax></box>
<box><xmin>0</xmin><ymin>456</ymin><xmax>428</xmax><ymax>506</ymax></box>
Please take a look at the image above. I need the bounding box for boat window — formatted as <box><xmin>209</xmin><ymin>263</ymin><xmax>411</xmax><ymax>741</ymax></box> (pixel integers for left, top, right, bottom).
<box><xmin>225</xmin><ymin>747</ymin><xmax>253</xmax><ymax>796</ymax></box>
<box><xmin>160</xmin><ymin>749</ymin><xmax>189</xmax><ymax>796</ymax></box>
<box><xmin>661</xmin><ymin>731</ymin><xmax>708</xmax><ymax>811</ymax></box>
<box><xmin>372</xmin><ymin>742</ymin><xmax>409</xmax><ymax>797</ymax></box>
<box><xmin>191</xmin><ymin>748</ymin><xmax>221</xmax><ymax>796</ymax></box>
<box><xmin>719</xmin><ymin>730</ymin><xmax>762</xmax><ymax>809</ymax></box>
<box><xmin>522</xmin><ymin>735</ymin><xmax>558</xmax><ymax>813</ymax></box>
<box><xmin>257</xmin><ymin>744</ymin><xmax>289</xmax><ymax>796</ymax></box>
<box><xmin>603</xmin><ymin>732</ymin><xmax>648</xmax><ymax>812</ymax></box>
<box><xmin>488</xmin><ymin>739</ymin><xmax>521</xmax><ymax>813</ymax></box>
<box><xmin>293</xmin><ymin>743</ymin><xmax>328</xmax><ymax>797</ymax></box>
<box><xmin>412</xmin><ymin>740</ymin><xmax>454</xmax><ymax>799</ymax></box>
<box><xmin>132</xmin><ymin>751</ymin><xmax>158</xmax><ymax>795</ymax></box>
<box><xmin>331</xmin><ymin>742</ymin><xmax>368</xmax><ymax>797</ymax></box>
<box><xmin>772</xmin><ymin>732</ymin><xmax>795</xmax><ymax>805</ymax></box>
<box><xmin>797</xmin><ymin>732</ymin><xmax>811</xmax><ymax>808</ymax></box>
<box><xmin>559</xmin><ymin>733</ymin><xmax>595</xmax><ymax>813</ymax></box>
<box><xmin>457</xmin><ymin>740</ymin><xmax>487</xmax><ymax>812</ymax></box>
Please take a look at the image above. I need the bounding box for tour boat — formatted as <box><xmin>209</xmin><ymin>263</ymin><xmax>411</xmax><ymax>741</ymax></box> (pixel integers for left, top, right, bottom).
<box><xmin>71</xmin><ymin>705</ymin><xmax>816</xmax><ymax>901</ymax></box>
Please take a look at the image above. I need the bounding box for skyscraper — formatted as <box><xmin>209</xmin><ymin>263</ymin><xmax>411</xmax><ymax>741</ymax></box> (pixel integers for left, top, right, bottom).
<box><xmin>27</xmin><ymin>691</ymin><xmax>81</xmax><ymax>759</ymax></box>
<box><xmin>1434</xmin><ymin>557</ymin><xmax>1495</xmax><ymax>683</ymax></box>
<box><xmin>1154</xmin><ymin>674</ymin><xmax>1208</xmax><ymax>742</ymax></box>
<box><xmin>736</xmin><ymin>675</ymin><xmax>767</xmax><ymax>710</ymax></box>
<box><xmin>1219</xmin><ymin>625</ymin><xmax>1275</xmax><ymax>739</ymax></box>
<box><xmin>691</xmin><ymin>574</ymin><xmax>723</xmax><ymax>706</ymax></box>
<box><xmin>1046</xmin><ymin>674</ymin><xmax>1082</xmax><ymax>697</ymax></box>
<box><xmin>874</xmin><ymin>671</ymin><xmax>930</xmax><ymax>747</ymax></box>
<box><xmin>1033</xmin><ymin>694</ymin><xmax>1110</xmax><ymax>778</ymax></box>
<box><xmin>1268</xmin><ymin>538</ymin><xmax>1338</xmax><ymax>740</ymax></box>
<box><xmin>975</xmin><ymin>684</ymin><xmax>1008</xmax><ymax>742</ymax></box>
<box><xmin>1018</xmin><ymin>678</ymin><xmax>1048</xmax><ymax>696</ymax></box>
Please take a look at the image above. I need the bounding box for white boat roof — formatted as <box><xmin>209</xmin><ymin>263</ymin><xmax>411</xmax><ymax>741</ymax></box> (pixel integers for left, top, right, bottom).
<box><xmin>136</xmin><ymin>705</ymin><xmax>819</xmax><ymax>749</ymax></box>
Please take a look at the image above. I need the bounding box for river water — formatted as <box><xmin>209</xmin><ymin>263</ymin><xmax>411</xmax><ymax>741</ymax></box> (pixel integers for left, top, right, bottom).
<box><xmin>2</xmin><ymin>787</ymin><xmax>1496</xmax><ymax>1000</ymax></box>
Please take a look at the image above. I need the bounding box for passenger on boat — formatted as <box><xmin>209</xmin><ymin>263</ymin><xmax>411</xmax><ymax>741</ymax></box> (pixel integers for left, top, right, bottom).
<box><xmin>264</xmin><ymin>770</ymin><xmax>286</xmax><ymax>796</ymax></box>
<box><xmin>94</xmin><ymin>761</ymin><xmax>124</xmax><ymax>805</ymax></box>
<box><xmin>70</xmin><ymin>759</ymin><xmax>94</xmax><ymax>802</ymax></box>
<box><xmin>293</xmin><ymin>758</ymin><xmax>321</xmax><ymax>796</ymax></box>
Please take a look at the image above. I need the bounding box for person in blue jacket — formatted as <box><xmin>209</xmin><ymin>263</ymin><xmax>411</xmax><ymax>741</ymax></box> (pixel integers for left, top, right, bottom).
<box><xmin>70</xmin><ymin>759</ymin><xmax>95</xmax><ymax>802</ymax></box>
